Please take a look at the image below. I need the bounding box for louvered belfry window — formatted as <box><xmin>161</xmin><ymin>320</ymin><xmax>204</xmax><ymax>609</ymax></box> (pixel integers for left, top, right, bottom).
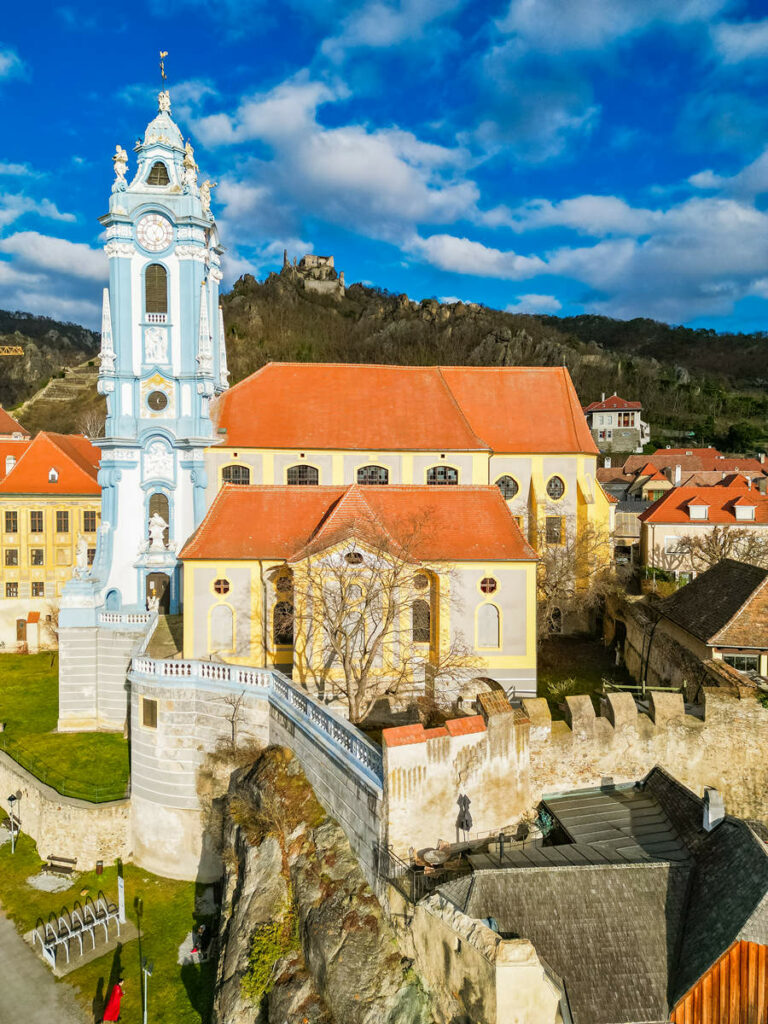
<box><xmin>145</xmin><ymin>264</ymin><xmax>168</xmax><ymax>314</ymax></box>
<box><xmin>147</xmin><ymin>161</ymin><xmax>170</xmax><ymax>185</ymax></box>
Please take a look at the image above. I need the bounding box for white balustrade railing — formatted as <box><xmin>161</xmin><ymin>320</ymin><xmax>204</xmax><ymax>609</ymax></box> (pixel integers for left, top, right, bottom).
<box><xmin>130</xmin><ymin>655</ymin><xmax>383</xmax><ymax>781</ymax></box>
<box><xmin>99</xmin><ymin>612</ymin><xmax>153</xmax><ymax>626</ymax></box>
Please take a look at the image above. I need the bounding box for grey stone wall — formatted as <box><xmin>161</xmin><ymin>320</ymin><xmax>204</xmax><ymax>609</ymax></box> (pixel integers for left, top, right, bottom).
<box><xmin>591</xmin><ymin>426</ymin><xmax>642</xmax><ymax>452</ymax></box>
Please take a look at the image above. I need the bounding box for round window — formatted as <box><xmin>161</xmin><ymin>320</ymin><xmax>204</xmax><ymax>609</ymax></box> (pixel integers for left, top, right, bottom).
<box><xmin>148</xmin><ymin>390</ymin><xmax>168</xmax><ymax>411</ymax></box>
<box><xmin>414</xmin><ymin>574</ymin><xmax>429</xmax><ymax>590</ymax></box>
<box><xmin>344</xmin><ymin>551</ymin><xmax>363</xmax><ymax>564</ymax></box>
<box><xmin>213</xmin><ymin>579</ymin><xmax>230</xmax><ymax>595</ymax></box>
<box><xmin>546</xmin><ymin>475</ymin><xmax>565</xmax><ymax>500</ymax></box>
<box><xmin>480</xmin><ymin>577</ymin><xmax>497</xmax><ymax>594</ymax></box>
<box><xmin>275</xmin><ymin>573</ymin><xmax>293</xmax><ymax>593</ymax></box>
<box><xmin>496</xmin><ymin>475</ymin><xmax>519</xmax><ymax>500</ymax></box>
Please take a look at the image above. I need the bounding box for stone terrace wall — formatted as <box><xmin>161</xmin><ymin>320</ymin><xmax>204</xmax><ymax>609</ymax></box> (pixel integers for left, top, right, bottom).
<box><xmin>0</xmin><ymin>751</ymin><xmax>130</xmax><ymax>868</ymax></box>
<box><xmin>382</xmin><ymin>688</ymin><xmax>768</xmax><ymax>857</ymax></box>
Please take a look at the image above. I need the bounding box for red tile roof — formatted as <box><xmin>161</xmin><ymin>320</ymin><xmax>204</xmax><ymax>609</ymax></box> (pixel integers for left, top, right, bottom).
<box><xmin>211</xmin><ymin>362</ymin><xmax>598</xmax><ymax>455</ymax></box>
<box><xmin>383</xmin><ymin>715</ymin><xmax>487</xmax><ymax>747</ymax></box>
<box><xmin>444</xmin><ymin>715</ymin><xmax>486</xmax><ymax>736</ymax></box>
<box><xmin>26</xmin><ymin>611</ymin><xmax>40</xmax><ymax>623</ymax></box>
<box><xmin>0</xmin><ymin>440</ymin><xmax>31</xmax><ymax>482</ymax></box>
<box><xmin>0</xmin><ymin>406</ymin><xmax>29</xmax><ymax>437</ymax></box>
<box><xmin>638</xmin><ymin>462</ymin><xmax>660</xmax><ymax>477</ymax></box>
<box><xmin>624</xmin><ymin>451</ymin><xmax>766</xmax><ymax>476</ymax></box>
<box><xmin>639</xmin><ymin>484</ymin><xmax>768</xmax><ymax>525</ymax></box>
<box><xmin>180</xmin><ymin>484</ymin><xmax>538</xmax><ymax>563</ymax></box>
<box><xmin>0</xmin><ymin>432</ymin><xmax>100</xmax><ymax>495</ymax></box>
<box><xmin>583</xmin><ymin>394</ymin><xmax>642</xmax><ymax>412</ymax></box>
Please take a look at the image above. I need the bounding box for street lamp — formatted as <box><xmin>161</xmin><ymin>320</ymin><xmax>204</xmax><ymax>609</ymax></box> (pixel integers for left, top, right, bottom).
<box><xmin>141</xmin><ymin>957</ymin><xmax>154</xmax><ymax>1024</ymax></box>
<box><xmin>7</xmin><ymin>794</ymin><xmax>17</xmax><ymax>855</ymax></box>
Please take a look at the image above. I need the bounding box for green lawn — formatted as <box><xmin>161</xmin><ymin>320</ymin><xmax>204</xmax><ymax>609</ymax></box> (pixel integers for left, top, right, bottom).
<box><xmin>538</xmin><ymin>636</ymin><xmax>634</xmax><ymax>719</ymax></box>
<box><xmin>0</xmin><ymin>819</ymin><xmax>215</xmax><ymax>1023</ymax></box>
<box><xmin>0</xmin><ymin>653</ymin><xmax>129</xmax><ymax>802</ymax></box>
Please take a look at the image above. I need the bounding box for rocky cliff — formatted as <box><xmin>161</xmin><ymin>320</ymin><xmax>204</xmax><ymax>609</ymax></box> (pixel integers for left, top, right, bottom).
<box><xmin>215</xmin><ymin>747</ymin><xmax>434</xmax><ymax>1024</ymax></box>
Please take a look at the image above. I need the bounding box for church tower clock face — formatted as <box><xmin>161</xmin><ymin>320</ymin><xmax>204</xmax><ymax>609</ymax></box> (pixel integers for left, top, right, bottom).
<box><xmin>136</xmin><ymin>214</ymin><xmax>173</xmax><ymax>252</ymax></box>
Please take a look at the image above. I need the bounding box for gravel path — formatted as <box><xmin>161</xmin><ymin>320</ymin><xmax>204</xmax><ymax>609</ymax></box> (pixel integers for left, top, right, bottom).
<box><xmin>0</xmin><ymin>912</ymin><xmax>86</xmax><ymax>1024</ymax></box>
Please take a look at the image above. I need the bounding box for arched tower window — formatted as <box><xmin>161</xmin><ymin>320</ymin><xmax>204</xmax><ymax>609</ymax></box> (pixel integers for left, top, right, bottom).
<box><xmin>274</xmin><ymin>601</ymin><xmax>294</xmax><ymax>646</ymax></box>
<box><xmin>286</xmin><ymin>465</ymin><xmax>318</xmax><ymax>485</ymax></box>
<box><xmin>477</xmin><ymin>603</ymin><xmax>500</xmax><ymax>648</ymax></box>
<box><xmin>412</xmin><ymin>599</ymin><xmax>431</xmax><ymax>643</ymax></box>
<box><xmin>147</xmin><ymin>161</ymin><xmax>170</xmax><ymax>185</ymax></box>
<box><xmin>145</xmin><ymin>264</ymin><xmax>168</xmax><ymax>315</ymax></box>
<box><xmin>357</xmin><ymin>465</ymin><xmax>389</xmax><ymax>485</ymax></box>
<box><xmin>426</xmin><ymin>466</ymin><xmax>458</xmax><ymax>485</ymax></box>
<box><xmin>222</xmin><ymin>465</ymin><xmax>251</xmax><ymax>485</ymax></box>
<box><xmin>148</xmin><ymin>492</ymin><xmax>170</xmax><ymax>546</ymax></box>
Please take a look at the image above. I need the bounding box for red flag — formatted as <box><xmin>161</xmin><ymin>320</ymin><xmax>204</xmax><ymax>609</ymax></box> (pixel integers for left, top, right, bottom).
<box><xmin>102</xmin><ymin>982</ymin><xmax>124</xmax><ymax>1022</ymax></box>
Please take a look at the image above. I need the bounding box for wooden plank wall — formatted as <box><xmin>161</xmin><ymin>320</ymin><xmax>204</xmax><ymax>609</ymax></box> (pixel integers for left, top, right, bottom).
<box><xmin>671</xmin><ymin>940</ymin><xmax>768</xmax><ymax>1024</ymax></box>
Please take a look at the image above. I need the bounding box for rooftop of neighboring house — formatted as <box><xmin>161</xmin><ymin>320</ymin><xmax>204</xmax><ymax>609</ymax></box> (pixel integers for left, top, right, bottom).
<box><xmin>659</xmin><ymin>558</ymin><xmax>768</xmax><ymax>647</ymax></box>
<box><xmin>0</xmin><ymin>431</ymin><xmax>100</xmax><ymax>495</ymax></box>
<box><xmin>583</xmin><ymin>393</ymin><xmax>643</xmax><ymax>413</ymax></box>
<box><xmin>180</xmin><ymin>483</ymin><xmax>538</xmax><ymax>563</ymax></box>
<box><xmin>211</xmin><ymin>362</ymin><xmax>598</xmax><ymax>455</ymax></box>
<box><xmin>638</xmin><ymin>481</ymin><xmax>768</xmax><ymax>525</ymax></box>
<box><xmin>0</xmin><ymin>406</ymin><xmax>30</xmax><ymax>438</ymax></box>
<box><xmin>437</xmin><ymin>768</ymin><xmax>768</xmax><ymax>1024</ymax></box>
<box><xmin>624</xmin><ymin>448</ymin><xmax>767</xmax><ymax>476</ymax></box>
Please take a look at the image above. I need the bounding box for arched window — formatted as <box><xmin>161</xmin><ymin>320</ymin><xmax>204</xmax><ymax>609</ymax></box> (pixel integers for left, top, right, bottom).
<box><xmin>426</xmin><ymin>466</ymin><xmax>458</xmax><ymax>486</ymax></box>
<box><xmin>357</xmin><ymin>465</ymin><xmax>389</xmax><ymax>485</ymax></box>
<box><xmin>145</xmin><ymin>264</ymin><xmax>168</xmax><ymax>315</ymax></box>
<box><xmin>412</xmin><ymin>599</ymin><xmax>431</xmax><ymax>643</ymax></box>
<box><xmin>222</xmin><ymin>464</ymin><xmax>251</xmax><ymax>485</ymax></box>
<box><xmin>210</xmin><ymin>604</ymin><xmax>234</xmax><ymax>652</ymax></box>
<box><xmin>147</xmin><ymin>161</ymin><xmax>170</xmax><ymax>185</ymax></box>
<box><xmin>274</xmin><ymin>601</ymin><xmax>294</xmax><ymax>646</ymax></box>
<box><xmin>496</xmin><ymin>475</ymin><xmax>519</xmax><ymax>500</ymax></box>
<box><xmin>477</xmin><ymin>603</ymin><xmax>500</xmax><ymax>648</ymax></box>
<box><xmin>148</xmin><ymin>492</ymin><xmax>170</xmax><ymax>546</ymax></box>
<box><xmin>286</xmin><ymin>465</ymin><xmax>318</xmax><ymax>485</ymax></box>
<box><xmin>546</xmin><ymin>475</ymin><xmax>565</xmax><ymax>500</ymax></box>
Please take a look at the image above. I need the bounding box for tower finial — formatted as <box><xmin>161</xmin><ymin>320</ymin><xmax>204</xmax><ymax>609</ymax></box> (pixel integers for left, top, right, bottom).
<box><xmin>159</xmin><ymin>50</ymin><xmax>168</xmax><ymax>82</ymax></box>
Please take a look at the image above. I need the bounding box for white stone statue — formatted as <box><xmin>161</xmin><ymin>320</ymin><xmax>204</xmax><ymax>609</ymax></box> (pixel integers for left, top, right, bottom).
<box><xmin>182</xmin><ymin>139</ymin><xmax>198</xmax><ymax>192</ymax></box>
<box><xmin>148</xmin><ymin>511</ymin><xmax>168</xmax><ymax>550</ymax></box>
<box><xmin>112</xmin><ymin>145</ymin><xmax>128</xmax><ymax>192</ymax></box>
<box><xmin>147</xmin><ymin>594</ymin><xmax>160</xmax><ymax>612</ymax></box>
<box><xmin>199</xmin><ymin>179</ymin><xmax>217</xmax><ymax>216</ymax></box>
<box><xmin>74</xmin><ymin>534</ymin><xmax>89</xmax><ymax>575</ymax></box>
<box><xmin>158</xmin><ymin>89</ymin><xmax>171</xmax><ymax>114</ymax></box>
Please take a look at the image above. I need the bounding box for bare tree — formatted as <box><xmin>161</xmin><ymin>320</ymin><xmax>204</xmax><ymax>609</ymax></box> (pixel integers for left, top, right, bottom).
<box><xmin>672</xmin><ymin>526</ymin><xmax>768</xmax><ymax>574</ymax></box>
<box><xmin>278</xmin><ymin>517</ymin><xmax>477</xmax><ymax>724</ymax></box>
<box><xmin>536</xmin><ymin>510</ymin><xmax>621</xmax><ymax>638</ymax></box>
<box><xmin>221</xmin><ymin>688</ymin><xmax>247</xmax><ymax>753</ymax></box>
<box><xmin>77</xmin><ymin>408</ymin><xmax>106</xmax><ymax>438</ymax></box>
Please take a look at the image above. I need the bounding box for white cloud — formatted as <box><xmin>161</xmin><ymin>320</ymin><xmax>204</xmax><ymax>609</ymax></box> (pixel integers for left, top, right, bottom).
<box><xmin>0</xmin><ymin>47</ymin><xmax>24</xmax><ymax>80</ymax></box>
<box><xmin>497</xmin><ymin>0</ymin><xmax>727</xmax><ymax>53</ymax></box>
<box><xmin>0</xmin><ymin>232</ymin><xmax>106</xmax><ymax>280</ymax></box>
<box><xmin>506</xmin><ymin>294</ymin><xmax>562</xmax><ymax>313</ymax></box>
<box><xmin>321</xmin><ymin>0</ymin><xmax>464</xmax><ymax>59</ymax></box>
<box><xmin>0</xmin><ymin>162</ymin><xmax>36</xmax><ymax>177</ymax></box>
<box><xmin>688</xmin><ymin>169</ymin><xmax>724</xmax><ymax>190</ymax></box>
<box><xmin>712</xmin><ymin>19</ymin><xmax>768</xmax><ymax>63</ymax></box>
<box><xmin>688</xmin><ymin>148</ymin><xmax>768</xmax><ymax>198</ymax></box>
<box><xmin>407</xmin><ymin>233</ymin><xmax>545</xmax><ymax>279</ymax></box>
<box><xmin>0</xmin><ymin>195</ymin><xmax>76</xmax><ymax>228</ymax></box>
<box><xmin>506</xmin><ymin>195</ymin><xmax>655</xmax><ymax>236</ymax></box>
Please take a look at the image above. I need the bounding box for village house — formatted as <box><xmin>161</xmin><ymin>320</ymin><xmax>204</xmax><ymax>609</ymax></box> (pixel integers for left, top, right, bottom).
<box><xmin>583</xmin><ymin>392</ymin><xmax>650</xmax><ymax>453</ymax></box>
<box><xmin>639</xmin><ymin>477</ymin><xmax>768</xmax><ymax>576</ymax></box>
<box><xmin>0</xmin><ymin>406</ymin><xmax>30</xmax><ymax>439</ymax></box>
<box><xmin>0</xmin><ymin>431</ymin><xmax>100</xmax><ymax>649</ymax></box>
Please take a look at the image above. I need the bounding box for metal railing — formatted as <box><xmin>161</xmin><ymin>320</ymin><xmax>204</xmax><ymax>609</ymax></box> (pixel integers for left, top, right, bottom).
<box><xmin>130</xmin><ymin>655</ymin><xmax>383</xmax><ymax>781</ymax></box>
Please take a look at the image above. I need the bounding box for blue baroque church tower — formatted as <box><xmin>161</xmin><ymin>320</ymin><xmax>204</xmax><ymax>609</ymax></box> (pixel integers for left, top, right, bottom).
<box><xmin>58</xmin><ymin>89</ymin><xmax>228</xmax><ymax>731</ymax></box>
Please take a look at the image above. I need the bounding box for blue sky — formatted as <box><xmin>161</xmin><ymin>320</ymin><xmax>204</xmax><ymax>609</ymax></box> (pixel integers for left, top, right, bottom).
<box><xmin>2</xmin><ymin>0</ymin><xmax>768</xmax><ymax>332</ymax></box>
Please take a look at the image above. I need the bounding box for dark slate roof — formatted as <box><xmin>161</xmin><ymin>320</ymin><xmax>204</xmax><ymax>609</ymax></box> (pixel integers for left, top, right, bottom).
<box><xmin>616</xmin><ymin>499</ymin><xmax>653</xmax><ymax>513</ymax></box>
<box><xmin>444</xmin><ymin>862</ymin><xmax>690</xmax><ymax>1024</ymax></box>
<box><xmin>660</xmin><ymin>558</ymin><xmax>768</xmax><ymax>644</ymax></box>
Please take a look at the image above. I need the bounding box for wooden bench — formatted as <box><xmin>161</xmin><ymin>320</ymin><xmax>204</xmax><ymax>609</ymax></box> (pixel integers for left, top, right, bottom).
<box><xmin>44</xmin><ymin>854</ymin><xmax>77</xmax><ymax>876</ymax></box>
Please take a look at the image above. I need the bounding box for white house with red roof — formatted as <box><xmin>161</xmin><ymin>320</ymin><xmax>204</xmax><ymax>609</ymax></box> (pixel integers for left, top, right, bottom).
<box><xmin>584</xmin><ymin>392</ymin><xmax>650</xmax><ymax>453</ymax></box>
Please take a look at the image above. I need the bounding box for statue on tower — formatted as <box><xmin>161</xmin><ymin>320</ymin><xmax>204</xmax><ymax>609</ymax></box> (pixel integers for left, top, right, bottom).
<box><xmin>200</xmin><ymin>180</ymin><xmax>217</xmax><ymax>217</ymax></box>
<box><xmin>182</xmin><ymin>139</ymin><xmax>198</xmax><ymax>192</ymax></box>
<box><xmin>148</xmin><ymin>511</ymin><xmax>168</xmax><ymax>550</ymax></box>
<box><xmin>158</xmin><ymin>89</ymin><xmax>171</xmax><ymax>114</ymax></box>
<box><xmin>112</xmin><ymin>145</ymin><xmax>128</xmax><ymax>192</ymax></box>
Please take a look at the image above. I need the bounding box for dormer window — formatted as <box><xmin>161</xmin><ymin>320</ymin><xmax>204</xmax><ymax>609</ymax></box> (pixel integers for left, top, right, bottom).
<box><xmin>147</xmin><ymin>161</ymin><xmax>170</xmax><ymax>185</ymax></box>
<box><xmin>689</xmin><ymin>503</ymin><xmax>708</xmax><ymax>520</ymax></box>
<box><xmin>5</xmin><ymin>455</ymin><xmax>15</xmax><ymax>475</ymax></box>
<box><xmin>48</xmin><ymin>467</ymin><xmax>59</xmax><ymax>483</ymax></box>
<box><xmin>735</xmin><ymin>504</ymin><xmax>756</xmax><ymax>521</ymax></box>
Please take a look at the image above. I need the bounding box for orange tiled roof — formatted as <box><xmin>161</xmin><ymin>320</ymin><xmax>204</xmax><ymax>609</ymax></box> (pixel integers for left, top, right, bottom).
<box><xmin>639</xmin><ymin>484</ymin><xmax>768</xmax><ymax>525</ymax></box>
<box><xmin>383</xmin><ymin>714</ymin><xmax>488</xmax><ymax>747</ymax></box>
<box><xmin>583</xmin><ymin>394</ymin><xmax>642</xmax><ymax>412</ymax></box>
<box><xmin>211</xmin><ymin>362</ymin><xmax>598</xmax><ymax>455</ymax></box>
<box><xmin>0</xmin><ymin>406</ymin><xmax>29</xmax><ymax>437</ymax></box>
<box><xmin>624</xmin><ymin>451</ymin><xmax>766</xmax><ymax>476</ymax></box>
<box><xmin>0</xmin><ymin>432</ymin><xmax>100</xmax><ymax>495</ymax></box>
<box><xmin>0</xmin><ymin>439</ymin><xmax>31</xmax><ymax>482</ymax></box>
<box><xmin>180</xmin><ymin>484</ymin><xmax>537</xmax><ymax>563</ymax></box>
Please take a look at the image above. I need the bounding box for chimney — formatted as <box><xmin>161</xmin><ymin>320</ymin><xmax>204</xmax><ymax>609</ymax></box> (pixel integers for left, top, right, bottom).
<box><xmin>601</xmin><ymin>392</ymin><xmax>605</xmax><ymax>402</ymax></box>
<box><xmin>703</xmin><ymin>787</ymin><xmax>725</xmax><ymax>831</ymax></box>
<box><xmin>4</xmin><ymin>455</ymin><xmax>15</xmax><ymax>476</ymax></box>
<box><xmin>674</xmin><ymin>464</ymin><xmax>681</xmax><ymax>486</ymax></box>
<box><xmin>759</xmin><ymin>453</ymin><xmax>765</xmax><ymax>464</ymax></box>
<box><xmin>757</xmin><ymin>477</ymin><xmax>767</xmax><ymax>495</ymax></box>
<box><xmin>604</xmin><ymin>456</ymin><xmax>612</xmax><ymax>469</ymax></box>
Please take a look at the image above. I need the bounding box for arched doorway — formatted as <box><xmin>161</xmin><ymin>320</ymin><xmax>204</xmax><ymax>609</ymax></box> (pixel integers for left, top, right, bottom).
<box><xmin>146</xmin><ymin>572</ymin><xmax>171</xmax><ymax>613</ymax></box>
<box><xmin>105</xmin><ymin>589</ymin><xmax>121</xmax><ymax>611</ymax></box>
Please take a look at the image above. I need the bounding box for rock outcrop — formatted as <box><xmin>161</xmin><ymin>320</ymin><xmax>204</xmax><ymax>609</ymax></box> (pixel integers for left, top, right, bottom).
<box><xmin>215</xmin><ymin>747</ymin><xmax>434</xmax><ymax>1024</ymax></box>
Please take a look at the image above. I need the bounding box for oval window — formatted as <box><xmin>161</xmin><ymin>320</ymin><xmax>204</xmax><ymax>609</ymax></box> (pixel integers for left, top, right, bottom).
<box><xmin>413</xmin><ymin>574</ymin><xmax>429</xmax><ymax>590</ymax></box>
<box><xmin>148</xmin><ymin>390</ymin><xmax>168</xmax><ymax>411</ymax></box>
<box><xmin>213</xmin><ymin>578</ymin><xmax>230</xmax><ymax>595</ymax></box>
<box><xmin>546</xmin><ymin>475</ymin><xmax>565</xmax><ymax>500</ymax></box>
<box><xmin>496</xmin><ymin>475</ymin><xmax>519</xmax><ymax>500</ymax></box>
<box><xmin>344</xmin><ymin>551</ymin><xmax>364</xmax><ymax>565</ymax></box>
<box><xmin>480</xmin><ymin>577</ymin><xmax>497</xmax><ymax>594</ymax></box>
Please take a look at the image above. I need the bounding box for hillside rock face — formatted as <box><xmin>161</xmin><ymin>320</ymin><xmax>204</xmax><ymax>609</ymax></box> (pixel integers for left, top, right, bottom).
<box><xmin>215</xmin><ymin>747</ymin><xmax>434</xmax><ymax>1024</ymax></box>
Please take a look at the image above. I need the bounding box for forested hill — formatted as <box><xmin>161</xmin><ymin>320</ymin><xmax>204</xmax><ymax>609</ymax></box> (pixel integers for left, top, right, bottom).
<box><xmin>0</xmin><ymin>310</ymin><xmax>99</xmax><ymax>408</ymax></box>
<box><xmin>5</xmin><ymin>272</ymin><xmax>768</xmax><ymax>446</ymax></box>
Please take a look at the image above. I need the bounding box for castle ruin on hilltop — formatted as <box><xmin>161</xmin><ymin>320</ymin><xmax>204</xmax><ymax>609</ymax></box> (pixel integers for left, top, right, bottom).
<box><xmin>281</xmin><ymin>249</ymin><xmax>346</xmax><ymax>298</ymax></box>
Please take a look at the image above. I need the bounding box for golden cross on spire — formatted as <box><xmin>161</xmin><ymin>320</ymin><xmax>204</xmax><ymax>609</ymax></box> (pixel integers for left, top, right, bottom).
<box><xmin>159</xmin><ymin>51</ymin><xmax>168</xmax><ymax>82</ymax></box>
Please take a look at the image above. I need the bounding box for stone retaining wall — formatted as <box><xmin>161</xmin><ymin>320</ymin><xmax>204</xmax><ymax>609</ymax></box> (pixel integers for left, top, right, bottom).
<box><xmin>0</xmin><ymin>750</ymin><xmax>130</xmax><ymax>868</ymax></box>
